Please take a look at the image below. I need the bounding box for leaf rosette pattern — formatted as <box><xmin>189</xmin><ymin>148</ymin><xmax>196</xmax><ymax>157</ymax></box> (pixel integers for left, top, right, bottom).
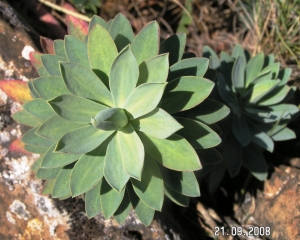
<box><xmin>13</xmin><ymin>14</ymin><xmax>225</xmax><ymax>225</ymax></box>
<box><xmin>202</xmin><ymin>45</ymin><xmax>299</xmax><ymax>190</ymax></box>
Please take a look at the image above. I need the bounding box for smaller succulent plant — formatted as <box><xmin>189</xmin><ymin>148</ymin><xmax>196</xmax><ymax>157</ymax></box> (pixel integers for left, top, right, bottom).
<box><xmin>201</xmin><ymin>45</ymin><xmax>299</xmax><ymax>188</ymax></box>
<box><xmin>1</xmin><ymin>14</ymin><xmax>229</xmax><ymax>226</ymax></box>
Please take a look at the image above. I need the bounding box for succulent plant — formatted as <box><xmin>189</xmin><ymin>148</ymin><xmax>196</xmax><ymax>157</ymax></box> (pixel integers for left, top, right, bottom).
<box><xmin>6</xmin><ymin>13</ymin><xmax>228</xmax><ymax>225</ymax></box>
<box><xmin>201</xmin><ymin>44</ymin><xmax>299</xmax><ymax>188</ymax></box>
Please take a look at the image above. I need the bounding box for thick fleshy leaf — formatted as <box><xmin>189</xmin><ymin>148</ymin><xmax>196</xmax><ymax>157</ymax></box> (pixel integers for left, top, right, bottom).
<box><xmin>36</xmin><ymin>158</ymin><xmax>61</xmax><ymax>179</ymax></box>
<box><xmin>250</xmin><ymin>70</ymin><xmax>272</xmax><ymax>85</ymax></box>
<box><xmin>109</xmin><ymin>13</ymin><xmax>134</xmax><ymax>51</ymax></box>
<box><xmin>232</xmin><ymin>114</ymin><xmax>251</xmax><ymax>147</ymax></box>
<box><xmin>176</xmin><ymin>98</ymin><xmax>230</xmax><ymax>124</ymax></box>
<box><xmin>28</xmin><ymin>81</ymin><xmax>40</xmax><ymax>98</ymax></box>
<box><xmin>246</xmin><ymin>80</ymin><xmax>281</xmax><ymax>104</ymax></box>
<box><xmin>160</xmin><ymin>33</ymin><xmax>186</xmax><ymax>66</ymax></box>
<box><xmin>66</xmin><ymin>15</ymin><xmax>88</xmax><ymax>42</ymax></box>
<box><xmin>70</xmin><ymin>141</ymin><xmax>108</xmax><ymax>197</ymax></box>
<box><xmin>104</xmin><ymin>134</ymin><xmax>130</xmax><ymax>192</ymax></box>
<box><xmin>160</xmin><ymin>76</ymin><xmax>214</xmax><ymax>114</ymax></box>
<box><xmin>54</xmin><ymin>40</ymin><xmax>67</xmax><ymax>59</ymax></box>
<box><xmin>12</xmin><ymin>110</ymin><xmax>42</xmax><ymax>127</ymax></box>
<box><xmin>271</xmin><ymin>127</ymin><xmax>296</xmax><ymax>141</ymax></box>
<box><xmin>31</xmin><ymin>157</ymin><xmax>43</xmax><ymax>172</ymax></box>
<box><xmin>89</xmin><ymin>15</ymin><xmax>109</xmax><ymax>32</ymax></box>
<box><xmin>29</xmin><ymin>52</ymin><xmax>49</xmax><ymax>76</ymax></box>
<box><xmin>220</xmin><ymin>52</ymin><xmax>234</xmax><ymax>85</ymax></box>
<box><xmin>175</xmin><ymin>117</ymin><xmax>221</xmax><ymax>149</ymax></box>
<box><xmin>117</xmin><ymin>124</ymin><xmax>144</xmax><ymax>180</ymax></box>
<box><xmin>138</xmin><ymin>131</ymin><xmax>201</xmax><ymax>171</ymax></box>
<box><xmin>52</xmin><ymin>164</ymin><xmax>74</xmax><ymax>198</ymax></box>
<box><xmin>36</xmin><ymin>115</ymin><xmax>85</xmax><ymax>141</ymax></box>
<box><xmin>245</xmin><ymin>52</ymin><xmax>264</xmax><ymax>87</ymax></box>
<box><xmin>202</xmin><ymin>46</ymin><xmax>220</xmax><ymax>69</ymax></box>
<box><xmin>127</xmin><ymin>184</ymin><xmax>155</xmax><ymax>226</ymax></box>
<box><xmin>157</xmin><ymin>162</ymin><xmax>199</xmax><ymax>197</ymax></box>
<box><xmin>92</xmin><ymin>108</ymin><xmax>128</xmax><ymax>131</ymax></box>
<box><xmin>33</xmin><ymin>76</ymin><xmax>70</xmax><ymax>101</ymax></box>
<box><xmin>248</xmin><ymin>121</ymin><xmax>274</xmax><ymax>152</ymax></box>
<box><xmin>131</xmin><ymin>21</ymin><xmax>159</xmax><ymax>65</ymax></box>
<box><xmin>196</xmin><ymin>148</ymin><xmax>222</xmax><ymax>165</ymax></box>
<box><xmin>223</xmin><ymin>130</ymin><xmax>242</xmax><ymax>177</ymax></box>
<box><xmin>231</xmin><ymin>56</ymin><xmax>246</xmax><ymax>92</ymax></box>
<box><xmin>260</xmin><ymin>62</ymin><xmax>280</xmax><ymax>79</ymax></box>
<box><xmin>217</xmin><ymin>73</ymin><xmax>237</xmax><ymax>105</ymax></box>
<box><xmin>64</xmin><ymin>36</ymin><xmax>90</xmax><ymax>68</ymax></box>
<box><xmin>124</xmin><ymin>83</ymin><xmax>166</xmax><ymax>120</ymax></box>
<box><xmin>110</xmin><ymin>46</ymin><xmax>139</xmax><ymax>107</ymax></box>
<box><xmin>42</xmin><ymin>179</ymin><xmax>56</xmax><ymax>195</ymax></box>
<box><xmin>85</xmin><ymin>181</ymin><xmax>102</xmax><ymax>218</ymax></box>
<box><xmin>8</xmin><ymin>138</ymin><xmax>29</xmax><ymax>154</ymax></box>
<box><xmin>231</xmin><ymin>44</ymin><xmax>246</xmax><ymax>62</ymax></box>
<box><xmin>41</xmin><ymin>144</ymin><xmax>81</xmax><ymax>168</ymax></box>
<box><xmin>114</xmin><ymin>190</ymin><xmax>131</xmax><ymax>224</ymax></box>
<box><xmin>23</xmin><ymin>99</ymin><xmax>55</xmax><ymax>121</ymax></box>
<box><xmin>131</xmin><ymin>108</ymin><xmax>183</xmax><ymax>139</ymax></box>
<box><xmin>41</xmin><ymin>55</ymin><xmax>66</xmax><ymax>76</ymax></box>
<box><xmin>56</xmin><ymin>125</ymin><xmax>114</xmax><ymax>154</ymax></box>
<box><xmin>22</xmin><ymin>127</ymin><xmax>54</xmax><ymax>148</ymax></box>
<box><xmin>257</xmin><ymin>85</ymin><xmax>290</xmax><ymax>106</ymax></box>
<box><xmin>60</xmin><ymin>62</ymin><xmax>113</xmax><ymax>106</ymax></box>
<box><xmin>0</xmin><ymin>80</ymin><xmax>32</xmax><ymax>104</ymax></box>
<box><xmin>168</xmin><ymin>58</ymin><xmax>209</xmax><ymax>81</ymax></box>
<box><xmin>243</xmin><ymin>144</ymin><xmax>268</xmax><ymax>181</ymax></box>
<box><xmin>208</xmin><ymin>160</ymin><xmax>226</xmax><ymax>192</ymax></box>
<box><xmin>88</xmin><ymin>25</ymin><xmax>118</xmax><ymax>88</ymax></box>
<box><xmin>100</xmin><ymin>179</ymin><xmax>125</xmax><ymax>219</ymax></box>
<box><xmin>25</xmin><ymin>144</ymin><xmax>48</xmax><ymax>154</ymax></box>
<box><xmin>278</xmin><ymin>68</ymin><xmax>292</xmax><ymax>87</ymax></box>
<box><xmin>131</xmin><ymin>154</ymin><xmax>164</xmax><ymax>211</ymax></box>
<box><xmin>137</xmin><ymin>54</ymin><xmax>169</xmax><ymax>85</ymax></box>
<box><xmin>49</xmin><ymin>95</ymin><xmax>107</xmax><ymax>123</ymax></box>
<box><xmin>164</xmin><ymin>184</ymin><xmax>189</xmax><ymax>207</ymax></box>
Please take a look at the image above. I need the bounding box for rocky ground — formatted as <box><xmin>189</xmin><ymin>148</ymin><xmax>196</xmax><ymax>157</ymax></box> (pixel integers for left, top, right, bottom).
<box><xmin>0</xmin><ymin>0</ymin><xmax>300</xmax><ymax>239</ymax></box>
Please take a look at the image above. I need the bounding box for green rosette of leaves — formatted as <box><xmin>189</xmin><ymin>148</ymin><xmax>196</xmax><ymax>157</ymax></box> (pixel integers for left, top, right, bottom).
<box><xmin>202</xmin><ymin>44</ymin><xmax>299</xmax><ymax>188</ymax></box>
<box><xmin>13</xmin><ymin>14</ymin><xmax>223</xmax><ymax>225</ymax></box>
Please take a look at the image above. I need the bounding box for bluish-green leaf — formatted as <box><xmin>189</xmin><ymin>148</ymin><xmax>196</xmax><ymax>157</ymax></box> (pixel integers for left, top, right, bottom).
<box><xmin>271</xmin><ymin>127</ymin><xmax>296</xmax><ymax>141</ymax></box>
<box><xmin>64</xmin><ymin>35</ymin><xmax>90</xmax><ymax>68</ymax></box>
<box><xmin>41</xmin><ymin>55</ymin><xmax>65</xmax><ymax>76</ymax></box>
<box><xmin>12</xmin><ymin>110</ymin><xmax>42</xmax><ymax>127</ymax></box>
<box><xmin>110</xmin><ymin>46</ymin><xmax>139</xmax><ymax>107</ymax></box>
<box><xmin>31</xmin><ymin>157</ymin><xmax>43</xmax><ymax>172</ymax></box>
<box><xmin>60</xmin><ymin>62</ymin><xmax>113</xmax><ymax>107</ymax></box>
<box><xmin>54</xmin><ymin>40</ymin><xmax>67</xmax><ymax>59</ymax></box>
<box><xmin>127</xmin><ymin>184</ymin><xmax>155</xmax><ymax>226</ymax></box>
<box><xmin>168</xmin><ymin>58</ymin><xmax>209</xmax><ymax>81</ymax></box>
<box><xmin>23</xmin><ymin>99</ymin><xmax>55</xmax><ymax>121</ymax></box>
<box><xmin>92</xmin><ymin>108</ymin><xmax>128</xmax><ymax>131</ymax></box>
<box><xmin>157</xmin><ymin>162</ymin><xmax>200</xmax><ymax>197</ymax></box>
<box><xmin>88</xmin><ymin>24</ymin><xmax>118</xmax><ymax>88</ymax></box>
<box><xmin>33</xmin><ymin>76</ymin><xmax>70</xmax><ymax>101</ymax></box>
<box><xmin>131</xmin><ymin>21</ymin><xmax>159</xmax><ymax>65</ymax></box>
<box><xmin>36</xmin><ymin>165</ymin><xmax>62</xmax><ymax>179</ymax></box>
<box><xmin>52</xmin><ymin>164</ymin><xmax>74</xmax><ymax>198</ymax></box>
<box><xmin>25</xmin><ymin>144</ymin><xmax>48</xmax><ymax>154</ymax></box>
<box><xmin>124</xmin><ymin>83</ymin><xmax>166</xmax><ymax>120</ymax></box>
<box><xmin>245</xmin><ymin>52</ymin><xmax>264</xmax><ymax>87</ymax></box>
<box><xmin>164</xmin><ymin>184</ymin><xmax>189</xmax><ymax>207</ymax></box>
<box><xmin>22</xmin><ymin>127</ymin><xmax>54</xmax><ymax>148</ymax></box>
<box><xmin>131</xmin><ymin>108</ymin><xmax>183</xmax><ymax>139</ymax></box>
<box><xmin>36</xmin><ymin>115</ymin><xmax>85</xmax><ymax>141</ymax></box>
<box><xmin>85</xmin><ymin>181</ymin><xmax>102</xmax><ymax>218</ymax></box>
<box><xmin>70</xmin><ymin>141</ymin><xmax>108</xmax><ymax>197</ymax></box>
<box><xmin>243</xmin><ymin>144</ymin><xmax>268</xmax><ymax>181</ymax></box>
<box><xmin>28</xmin><ymin>81</ymin><xmax>40</xmax><ymax>99</ymax></box>
<box><xmin>89</xmin><ymin>15</ymin><xmax>109</xmax><ymax>32</ymax></box>
<box><xmin>49</xmin><ymin>95</ymin><xmax>107</xmax><ymax>123</ymax></box>
<box><xmin>232</xmin><ymin>114</ymin><xmax>251</xmax><ymax>147</ymax></box>
<box><xmin>278</xmin><ymin>68</ymin><xmax>292</xmax><ymax>87</ymax></box>
<box><xmin>231</xmin><ymin>56</ymin><xmax>246</xmax><ymax>92</ymax></box>
<box><xmin>41</xmin><ymin>144</ymin><xmax>81</xmax><ymax>168</ymax></box>
<box><xmin>260</xmin><ymin>62</ymin><xmax>280</xmax><ymax>79</ymax></box>
<box><xmin>220</xmin><ymin>52</ymin><xmax>234</xmax><ymax>85</ymax></box>
<box><xmin>196</xmin><ymin>148</ymin><xmax>222</xmax><ymax>165</ymax></box>
<box><xmin>42</xmin><ymin>179</ymin><xmax>56</xmax><ymax>195</ymax></box>
<box><xmin>175</xmin><ymin>117</ymin><xmax>221</xmax><ymax>149</ymax></box>
<box><xmin>114</xmin><ymin>189</ymin><xmax>131</xmax><ymax>224</ymax></box>
<box><xmin>248</xmin><ymin>121</ymin><xmax>274</xmax><ymax>152</ymax></box>
<box><xmin>104</xmin><ymin>134</ymin><xmax>130</xmax><ymax>192</ymax></box>
<box><xmin>56</xmin><ymin>125</ymin><xmax>114</xmax><ymax>154</ymax></box>
<box><xmin>160</xmin><ymin>33</ymin><xmax>186</xmax><ymax>66</ymax></box>
<box><xmin>131</xmin><ymin>154</ymin><xmax>164</xmax><ymax>211</ymax></box>
<box><xmin>100</xmin><ymin>179</ymin><xmax>125</xmax><ymax>219</ymax></box>
<box><xmin>117</xmin><ymin>124</ymin><xmax>144</xmax><ymax>180</ymax></box>
<box><xmin>202</xmin><ymin>46</ymin><xmax>220</xmax><ymax>69</ymax></box>
<box><xmin>231</xmin><ymin>44</ymin><xmax>246</xmax><ymax>62</ymax></box>
<box><xmin>137</xmin><ymin>54</ymin><xmax>169</xmax><ymax>85</ymax></box>
<box><xmin>138</xmin><ymin>131</ymin><xmax>201</xmax><ymax>171</ymax></box>
<box><xmin>257</xmin><ymin>85</ymin><xmax>290</xmax><ymax>106</ymax></box>
<box><xmin>160</xmin><ymin>76</ymin><xmax>214</xmax><ymax>114</ymax></box>
<box><xmin>109</xmin><ymin>13</ymin><xmax>134</xmax><ymax>51</ymax></box>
